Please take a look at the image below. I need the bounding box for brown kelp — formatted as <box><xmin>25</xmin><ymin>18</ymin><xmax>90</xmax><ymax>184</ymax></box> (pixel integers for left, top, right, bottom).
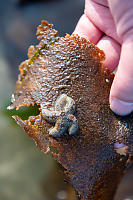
<box><xmin>8</xmin><ymin>21</ymin><xmax>133</xmax><ymax>200</ymax></box>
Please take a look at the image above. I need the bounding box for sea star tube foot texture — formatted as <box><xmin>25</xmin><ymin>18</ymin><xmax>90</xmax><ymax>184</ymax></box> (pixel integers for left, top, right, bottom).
<box><xmin>42</xmin><ymin>94</ymin><xmax>78</xmax><ymax>137</ymax></box>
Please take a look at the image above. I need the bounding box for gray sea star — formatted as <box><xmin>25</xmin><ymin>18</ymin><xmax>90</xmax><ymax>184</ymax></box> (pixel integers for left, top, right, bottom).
<box><xmin>42</xmin><ymin>94</ymin><xmax>78</xmax><ymax>137</ymax></box>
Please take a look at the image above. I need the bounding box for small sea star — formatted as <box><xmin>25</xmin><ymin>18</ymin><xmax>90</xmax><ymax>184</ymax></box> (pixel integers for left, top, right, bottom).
<box><xmin>42</xmin><ymin>94</ymin><xmax>78</xmax><ymax>137</ymax></box>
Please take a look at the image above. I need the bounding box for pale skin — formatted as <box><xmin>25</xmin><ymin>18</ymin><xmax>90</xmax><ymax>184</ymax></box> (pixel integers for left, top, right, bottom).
<box><xmin>74</xmin><ymin>0</ymin><xmax>133</xmax><ymax>116</ymax></box>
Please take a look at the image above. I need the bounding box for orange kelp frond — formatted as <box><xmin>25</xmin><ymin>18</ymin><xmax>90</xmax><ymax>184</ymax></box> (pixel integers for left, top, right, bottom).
<box><xmin>9</xmin><ymin>21</ymin><xmax>133</xmax><ymax>200</ymax></box>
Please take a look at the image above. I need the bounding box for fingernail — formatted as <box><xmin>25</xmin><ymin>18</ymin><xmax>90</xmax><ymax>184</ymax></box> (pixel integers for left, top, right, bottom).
<box><xmin>110</xmin><ymin>98</ymin><xmax>133</xmax><ymax>116</ymax></box>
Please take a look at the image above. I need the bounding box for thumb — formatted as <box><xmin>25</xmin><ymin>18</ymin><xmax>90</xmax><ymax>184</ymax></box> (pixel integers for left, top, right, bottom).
<box><xmin>108</xmin><ymin>0</ymin><xmax>133</xmax><ymax>115</ymax></box>
<box><xmin>110</xmin><ymin>39</ymin><xmax>133</xmax><ymax>116</ymax></box>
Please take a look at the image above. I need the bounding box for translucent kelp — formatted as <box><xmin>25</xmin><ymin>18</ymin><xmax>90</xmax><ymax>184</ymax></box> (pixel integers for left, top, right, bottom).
<box><xmin>9</xmin><ymin>21</ymin><xmax>133</xmax><ymax>200</ymax></box>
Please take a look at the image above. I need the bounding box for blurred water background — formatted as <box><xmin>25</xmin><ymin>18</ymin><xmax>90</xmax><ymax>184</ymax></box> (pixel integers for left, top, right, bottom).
<box><xmin>0</xmin><ymin>0</ymin><xmax>133</xmax><ymax>199</ymax></box>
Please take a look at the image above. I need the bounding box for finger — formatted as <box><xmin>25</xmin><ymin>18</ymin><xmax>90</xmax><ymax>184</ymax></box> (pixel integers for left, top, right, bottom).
<box><xmin>73</xmin><ymin>14</ymin><xmax>103</xmax><ymax>44</ymax></box>
<box><xmin>96</xmin><ymin>35</ymin><xmax>121</xmax><ymax>72</ymax></box>
<box><xmin>85</xmin><ymin>0</ymin><xmax>122</xmax><ymax>44</ymax></box>
<box><xmin>110</xmin><ymin>40</ymin><xmax>133</xmax><ymax>115</ymax></box>
<box><xmin>107</xmin><ymin>0</ymin><xmax>133</xmax><ymax>40</ymax></box>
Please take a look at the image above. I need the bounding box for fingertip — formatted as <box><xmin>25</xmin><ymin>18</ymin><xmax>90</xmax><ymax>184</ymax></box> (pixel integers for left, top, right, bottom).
<box><xmin>73</xmin><ymin>14</ymin><xmax>103</xmax><ymax>44</ymax></box>
<box><xmin>114</xmin><ymin>142</ymin><xmax>125</xmax><ymax>149</ymax></box>
<box><xmin>97</xmin><ymin>36</ymin><xmax>120</xmax><ymax>72</ymax></box>
<box><xmin>109</xmin><ymin>40</ymin><xmax>133</xmax><ymax>116</ymax></box>
<box><xmin>110</xmin><ymin>97</ymin><xmax>133</xmax><ymax>116</ymax></box>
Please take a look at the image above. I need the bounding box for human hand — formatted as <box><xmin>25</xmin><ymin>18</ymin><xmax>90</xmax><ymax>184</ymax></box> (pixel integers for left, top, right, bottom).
<box><xmin>74</xmin><ymin>0</ymin><xmax>133</xmax><ymax>116</ymax></box>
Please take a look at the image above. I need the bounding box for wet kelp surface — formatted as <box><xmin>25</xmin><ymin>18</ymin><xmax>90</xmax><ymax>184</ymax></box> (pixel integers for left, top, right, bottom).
<box><xmin>9</xmin><ymin>21</ymin><xmax>133</xmax><ymax>200</ymax></box>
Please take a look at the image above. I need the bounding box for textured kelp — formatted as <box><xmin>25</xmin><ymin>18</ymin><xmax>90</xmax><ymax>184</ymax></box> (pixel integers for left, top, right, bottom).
<box><xmin>9</xmin><ymin>21</ymin><xmax>133</xmax><ymax>200</ymax></box>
